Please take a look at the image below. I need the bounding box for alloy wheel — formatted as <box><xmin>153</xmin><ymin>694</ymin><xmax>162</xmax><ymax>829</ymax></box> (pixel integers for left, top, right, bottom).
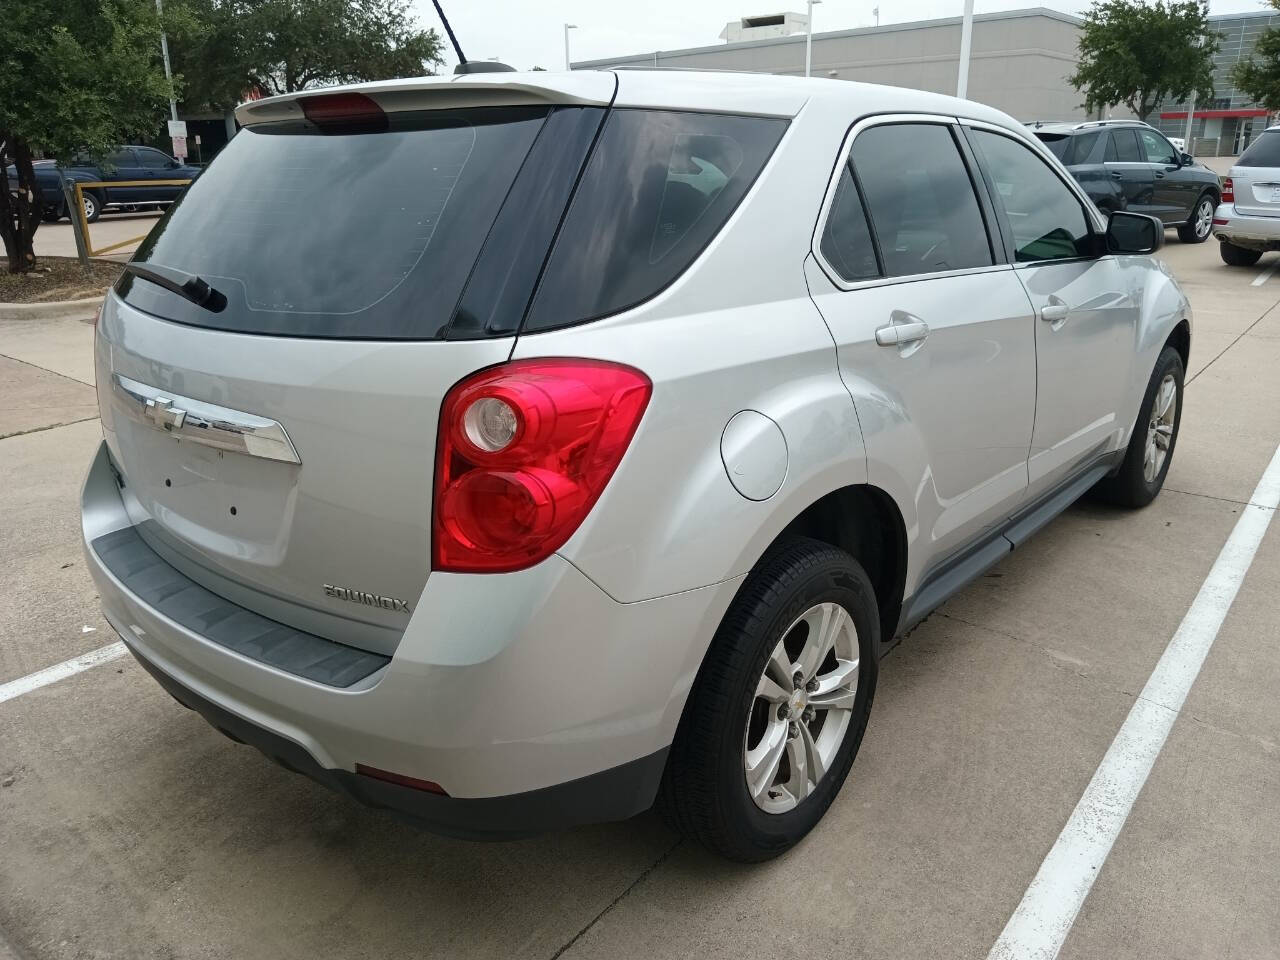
<box><xmin>743</xmin><ymin>601</ymin><xmax>859</xmax><ymax>813</ymax></box>
<box><xmin>1144</xmin><ymin>373</ymin><xmax>1177</xmax><ymax>483</ymax></box>
<box><xmin>1195</xmin><ymin>198</ymin><xmax>1213</xmax><ymax>239</ymax></box>
<box><xmin>82</xmin><ymin>194</ymin><xmax>97</xmax><ymax>220</ymax></box>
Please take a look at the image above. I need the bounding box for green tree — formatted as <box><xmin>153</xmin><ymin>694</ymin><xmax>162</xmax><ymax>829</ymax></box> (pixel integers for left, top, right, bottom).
<box><xmin>1070</xmin><ymin>0</ymin><xmax>1219</xmax><ymax>122</ymax></box>
<box><xmin>0</xmin><ymin>0</ymin><xmax>176</xmax><ymax>273</ymax></box>
<box><xmin>1232</xmin><ymin>0</ymin><xmax>1280</xmax><ymax>110</ymax></box>
<box><xmin>172</xmin><ymin>0</ymin><xmax>445</xmax><ymax>115</ymax></box>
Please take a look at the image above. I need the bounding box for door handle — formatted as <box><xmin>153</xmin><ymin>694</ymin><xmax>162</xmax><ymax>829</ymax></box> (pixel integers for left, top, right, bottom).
<box><xmin>1111</xmin><ymin>171</ymin><xmax>1123</xmax><ymax>180</ymax></box>
<box><xmin>1039</xmin><ymin>301</ymin><xmax>1070</xmax><ymax>322</ymax></box>
<box><xmin>875</xmin><ymin>320</ymin><xmax>929</xmax><ymax>345</ymax></box>
<box><xmin>1154</xmin><ymin>172</ymin><xmax>1166</xmax><ymax>179</ymax></box>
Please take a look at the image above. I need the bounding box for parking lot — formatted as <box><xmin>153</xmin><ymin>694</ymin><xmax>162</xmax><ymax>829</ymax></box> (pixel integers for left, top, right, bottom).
<box><xmin>1</xmin><ymin>234</ymin><xmax>1278</xmax><ymax>959</ymax></box>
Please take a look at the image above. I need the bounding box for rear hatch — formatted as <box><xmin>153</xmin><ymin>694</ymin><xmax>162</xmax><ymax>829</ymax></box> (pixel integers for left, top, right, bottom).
<box><xmin>1230</xmin><ymin>129</ymin><xmax>1280</xmax><ymax>218</ymax></box>
<box><xmin>96</xmin><ymin>77</ymin><xmax>613</xmax><ymax>656</ymax></box>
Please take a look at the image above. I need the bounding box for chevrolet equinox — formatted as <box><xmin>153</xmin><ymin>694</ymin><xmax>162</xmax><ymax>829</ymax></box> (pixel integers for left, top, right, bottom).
<box><xmin>82</xmin><ymin>71</ymin><xmax>1190</xmax><ymax>861</ymax></box>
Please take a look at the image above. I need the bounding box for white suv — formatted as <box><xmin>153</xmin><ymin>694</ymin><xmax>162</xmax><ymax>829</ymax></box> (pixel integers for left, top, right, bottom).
<box><xmin>82</xmin><ymin>71</ymin><xmax>1190</xmax><ymax>861</ymax></box>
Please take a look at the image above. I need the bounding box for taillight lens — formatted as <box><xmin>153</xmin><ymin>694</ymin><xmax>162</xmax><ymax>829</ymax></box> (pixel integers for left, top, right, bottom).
<box><xmin>1223</xmin><ymin>177</ymin><xmax>1234</xmax><ymax>203</ymax></box>
<box><xmin>433</xmin><ymin>359</ymin><xmax>652</xmax><ymax>573</ymax></box>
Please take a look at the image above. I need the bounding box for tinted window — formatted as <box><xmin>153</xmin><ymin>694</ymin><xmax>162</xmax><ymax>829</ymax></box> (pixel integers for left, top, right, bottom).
<box><xmin>1069</xmin><ymin>130</ymin><xmax>1102</xmax><ymax>164</ymax></box>
<box><xmin>819</xmin><ymin>165</ymin><xmax>879</xmax><ymax>282</ymax></box>
<box><xmin>136</xmin><ymin>148</ymin><xmax>172</xmax><ymax>169</ymax></box>
<box><xmin>1035</xmin><ymin>130</ymin><xmax>1102</xmax><ymax>166</ymax></box>
<box><xmin>1106</xmin><ymin>129</ymin><xmax>1143</xmax><ymax>162</ymax></box>
<box><xmin>970</xmin><ymin>129</ymin><xmax>1093</xmax><ymax>262</ymax></box>
<box><xmin>1139</xmin><ymin>130</ymin><xmax>1177</xmax><ymax>165</ymax></box>
<box><xmin>1238</xmin><ymin>130</ymin><xmax>1280</xmax><ymax>167</ymax></box>
<box><xmin>121</xmin><ymin>107</ymin><xmax>549</xmax><ymax>339</ymax></box>
<box><xmin>850</xmin><ymin>123</ymin><xmax>992</xmax><ymax>277</ymax></box>
<box><xmin>1038</xmin><ymin>134</ymin><xmax>1071</xmax><ymax>161</ymax></box>
<box><xmin>526</xmin><ymin>110</ymin><xmax>786</xmax><ymax>331</ymax></box>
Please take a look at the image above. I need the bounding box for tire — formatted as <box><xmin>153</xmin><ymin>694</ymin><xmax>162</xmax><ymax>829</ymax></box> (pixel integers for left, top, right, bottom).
<box><xmin>1220</xmin><ymin>240</ymin><xmax>1262</xmax><ymax>267</ymax></box>
<box><xmin>1177</xmin><ymin>193</ymin><xmax>1215</xmax><ymax>244</ymax></box>
<box><xmin>41</xmin><ymin>206</ymin><xmax>61</xmax><ymax>223</ymax></box>
<box><xmin>1093</xmin><ymin>345</ymin><xmax>1184</xmax><ymax>508</ymax></box>
<box><xmin>80</xmin><ymin>191</ymin><xmax>102</xmax><ymax>224</ymax></box>
<box><xmin>657</xmin><ymin>537</ymin><xmax>879</xmax><ymax>861</ymax></box>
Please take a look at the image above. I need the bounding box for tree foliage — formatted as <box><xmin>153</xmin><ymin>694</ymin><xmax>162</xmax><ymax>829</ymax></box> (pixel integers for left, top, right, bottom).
<box><xmin>1070</xmin><ymin>1</ymin><xmax>1219</xmax><ymax>121</ymax></box>
<box><xmin>0</xmin><ymin>0</ymin><xmax>176</xmax><ymax>272</ymax></box>
<box><xmin>172</xmin><ymin>0</ymin><xmax>445</xmax><ymax>113</ymax></box>
<box><xmin>1231</xmin><ymin>0</ymin><xmax>1280</xmax><ymax>110</ymax></box>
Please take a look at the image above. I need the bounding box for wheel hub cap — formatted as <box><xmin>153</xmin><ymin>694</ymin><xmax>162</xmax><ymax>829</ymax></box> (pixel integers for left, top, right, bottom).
<box><xmin>743</xmin><ymin>601</ymin><xmax>859</xmax><ymax>814</ymax></box>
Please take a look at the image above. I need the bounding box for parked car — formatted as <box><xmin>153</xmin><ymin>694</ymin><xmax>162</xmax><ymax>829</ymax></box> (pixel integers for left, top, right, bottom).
<box><xmin>1212</xmin><ymin>125</ymin><xmax>1280</xmax><ymax>265</ymax></box>
<box><xmin>82</xmin><ymin>72</ymin><xmax>1190</xmax><ymax>861</ymax></box>
<box><xmin>6</xmin><ymin>146</ymin><xmax>200</xmax><ymax>224</ymax></box>
<box><xmin>1030</xmin><ymin>119</ymin><xmax>1220</xmax><ymax>243</ymax></box>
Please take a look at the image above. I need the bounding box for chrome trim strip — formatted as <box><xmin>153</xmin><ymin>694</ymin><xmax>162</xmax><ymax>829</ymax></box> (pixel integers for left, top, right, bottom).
<box><xmin>111</xmin><ymin>373</ymin><xmax>302</xmax><ymax>465</ymax></box>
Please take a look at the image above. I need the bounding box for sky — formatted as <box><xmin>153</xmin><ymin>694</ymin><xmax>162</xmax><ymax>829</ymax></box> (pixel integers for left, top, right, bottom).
<box><xmin>411</xmin><ymin>0</ymin><xmax>1274</xmax><ymax>72</ymax></box>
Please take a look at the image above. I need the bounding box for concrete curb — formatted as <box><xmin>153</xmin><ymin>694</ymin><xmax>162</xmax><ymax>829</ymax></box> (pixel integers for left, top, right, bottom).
<box><xmin>0</xmin><ymin>296</ymin><xmax>101</xmax><ymax>321</ymax></box>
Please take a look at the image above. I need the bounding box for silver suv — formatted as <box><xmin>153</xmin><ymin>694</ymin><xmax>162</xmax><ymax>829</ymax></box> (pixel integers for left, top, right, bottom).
<box><xmin>82</xmin><ymin>72</ymin><xmax>1190</xmax><ymax>861</ymax></box>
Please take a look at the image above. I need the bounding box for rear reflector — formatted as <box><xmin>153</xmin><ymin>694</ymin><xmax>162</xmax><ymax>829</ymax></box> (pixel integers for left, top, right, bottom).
<box><xmin>299</xmin><ymin>92</ymin><xmax>388</xmax><ymax>132</ymax></box>
<box><xmin>1213</xmin><ymin>218</ymin><xmax>1229</xmax><ymax>226</ymax></box>
<box><xmin>355</xmin><ymin>763</ymin><xmax>448</xmax><ymax>795</ymax></box>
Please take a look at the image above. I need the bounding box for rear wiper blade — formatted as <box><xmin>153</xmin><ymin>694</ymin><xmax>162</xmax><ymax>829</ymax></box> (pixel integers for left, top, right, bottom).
<box><xmin>122</xmin><ymin>262</ymin><xmax>227</xmax><ymax>312</ymax></box>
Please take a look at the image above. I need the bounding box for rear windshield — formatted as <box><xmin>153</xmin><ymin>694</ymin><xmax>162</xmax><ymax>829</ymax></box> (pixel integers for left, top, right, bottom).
<box><xmin>119</xmin><ymin>106</ymin><xmax>549</xmax><ymax>339</ymax></box>
<box><xmin>1238</xmin><ymin>130</ymin><xmax>1280</xmax><ymax>167</ymax></box>
<box><xmin>524</xmin><ymin>109</ymin><xmax>787</xmax><ymax>331</ymax></box>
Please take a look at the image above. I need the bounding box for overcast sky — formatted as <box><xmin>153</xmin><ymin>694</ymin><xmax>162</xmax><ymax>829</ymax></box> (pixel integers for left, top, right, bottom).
<box><xmin>411</xmin><ymin>0</ymin><xmax>1273</xmax><ymax>72</ymax></box>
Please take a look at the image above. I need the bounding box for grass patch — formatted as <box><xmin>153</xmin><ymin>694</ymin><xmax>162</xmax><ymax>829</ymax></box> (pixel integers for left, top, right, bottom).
<box><xmin>0</xmin><ymin>256</ymin><xmax>122</xmax><ymax>304</ymax></box>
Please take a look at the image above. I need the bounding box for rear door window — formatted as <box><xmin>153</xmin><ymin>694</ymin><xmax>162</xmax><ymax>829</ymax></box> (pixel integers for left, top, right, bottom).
<box><xmin>850</xmin><ymin>123</ymin><xmax>993</xmax><ymax>278</ymax></box>
<box><xmin>1237</xmin><ymin>130</ymin><xmax>1280</xmax><ymax>167</ymax></box>
<box><xmin>119</xmin><ymin>106</ymin><xmax>551</xmax><ymax>339</ymax></box>
<box><xmin>1106</xmin><ymin>129</ymin><xmax>1143</xmax><ymax>162</ymax></box>
<box><xmin>819</xmin><ymin>165</ymin><xmax>880</xmax><ymax>282</ymax></box>
<box><xmin>524</xmin><ymin>109</ymin><xmax>786</xmax><ymax>331</ymax></box>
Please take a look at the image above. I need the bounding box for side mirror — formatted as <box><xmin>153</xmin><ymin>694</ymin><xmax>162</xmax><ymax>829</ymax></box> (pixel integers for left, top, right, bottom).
<box><xmin>1106</xmin><ymin>210</ymin><xmax>1163</xmax><ymax>255</ymax></box>
<box><xmin>1180</xmin><ymin>152</ymin><xmax>1194</xmax><ymax>166</ymax></box>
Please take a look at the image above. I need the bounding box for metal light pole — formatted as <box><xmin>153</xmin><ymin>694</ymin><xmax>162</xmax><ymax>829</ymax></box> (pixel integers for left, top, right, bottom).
<box><xmin>873</xmin><ymin>6</ymin><xmax>880</xmax><ymax>27</ymax></box>
<box><xmin>805</xmin><ymin>0</ymin><xmax>822</xmax><ymax>78</ymax></box>
<box><xmin>956</xmin><ymin>0</ymin><xmax>975</xmax><ymax>100</ymax></box>
<box><xmin>564</xmin><ymin>23</ymin><xmax>578</xmax><ymax>71</ymax></box>
<box><xmin>1184</xmin><ymin>93</ymin><xmax>1197</xmax><ymax>156</ymax></box>
<box><xmin>155</xmin><ymin>0</ymin><xmax>178</xmax><ymax>121</ymax></box>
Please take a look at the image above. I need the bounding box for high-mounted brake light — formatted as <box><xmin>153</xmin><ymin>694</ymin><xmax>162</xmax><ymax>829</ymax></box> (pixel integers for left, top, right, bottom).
<box><xmin>1222</xmin><ymin>177</ymin><xmax>1235</xmax><ymax>203</ymax></box>
<box><xmin>433</xmin><ymin>359</ymin><xmax>652</xmax><ymax>573</ymax></box>
<box><xmin>299</xmin><ymin>92</ymin><xmax>388</xmax><ymax>132</ymax></box>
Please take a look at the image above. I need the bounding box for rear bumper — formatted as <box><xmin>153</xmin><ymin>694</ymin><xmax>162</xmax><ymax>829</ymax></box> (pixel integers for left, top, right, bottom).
<box><xmin>1212</xmin><ymin>203</ymin><xmax>1280</xmax><ymax>248</ymax></box>
<box><xmin>82</xmin><ymin>440</ymin><xmax>740</xmax><ymax>835</ymax></box>
<box><xmin>125</xmin><ymin>637</ymin><xmax>668</xmax><ymax>839</ymax></box>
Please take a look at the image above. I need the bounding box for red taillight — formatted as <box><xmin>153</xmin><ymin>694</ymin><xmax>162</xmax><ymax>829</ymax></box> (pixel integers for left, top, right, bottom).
<box><xmin>1222</xmin><ymin>177</ymin><xmax>1234</xmax><ymax>203</ymax></box>
<box><xmin>299</xmin><ymin>92</ymin><xmax>388</xmax><ymax>132</ymax></box>
<box><xmin>433</xmin><ymin>359</ymin><xmax>652</xmax><ymax>573</ymax></box>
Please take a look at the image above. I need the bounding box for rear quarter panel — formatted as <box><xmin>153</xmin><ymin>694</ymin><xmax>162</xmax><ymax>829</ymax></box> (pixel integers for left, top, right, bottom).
<box><xmin>511</xmin><ymin>97</ymin><xmax>870</xmax><ymax>604</ymax></box>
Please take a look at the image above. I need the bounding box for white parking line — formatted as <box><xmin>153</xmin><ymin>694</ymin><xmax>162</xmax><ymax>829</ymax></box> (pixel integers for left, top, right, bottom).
<box><xmin>988</xmin><ymin>441</ymin><xmax>1280</xmax><ymax>960</ymax></box>
<box><xmin>0</xmin><ymin>641</ymin><xmax>127</xmax><ymax>705</ymax></box>
<box><xmin>1251</xmin><ymin>259</ymin><xmax>1279</xmax><ymax>286</ymax></box>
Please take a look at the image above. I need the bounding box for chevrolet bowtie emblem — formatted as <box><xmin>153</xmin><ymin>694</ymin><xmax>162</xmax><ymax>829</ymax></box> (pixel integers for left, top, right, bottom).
<box><xmin>144</xmin><ymin>396</ymin><xmax>187</xmax><ymax>430</ymax></box>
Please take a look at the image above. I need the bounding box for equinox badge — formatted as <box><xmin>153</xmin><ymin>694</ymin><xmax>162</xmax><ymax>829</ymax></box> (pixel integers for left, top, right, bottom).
<box><xmin>324</xmin><ymin>584</ymin><xmax>411</xmax><ymax>613</ymax></box>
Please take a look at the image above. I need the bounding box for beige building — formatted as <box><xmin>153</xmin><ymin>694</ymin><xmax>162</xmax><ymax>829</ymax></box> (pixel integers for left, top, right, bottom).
<box><xmin>573</xmin><ymin>7</ymin><xmax>1090</xmax><ymax>123</ymax></box>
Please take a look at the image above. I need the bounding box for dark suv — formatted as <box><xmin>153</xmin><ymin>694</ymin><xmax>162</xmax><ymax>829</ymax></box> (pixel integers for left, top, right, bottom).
<box><xmin>1031</xmin><ymin>120</ymin><xmax>1220</xmax><ymax>243</ymax></box>
<box><xmin>7</xmin><ymin>146</ymin><xmax>200</xmax><ymax>224</ymax></box>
